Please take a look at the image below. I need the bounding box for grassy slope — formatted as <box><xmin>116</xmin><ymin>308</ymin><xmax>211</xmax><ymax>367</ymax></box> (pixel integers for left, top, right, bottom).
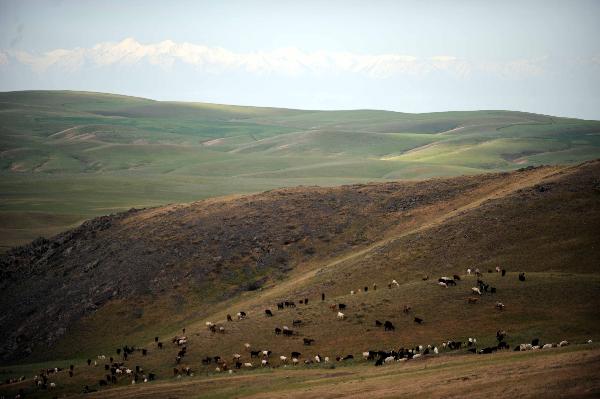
<box><xmin>1</xmin><ymin>91</ymin><xmax>600</xmax><ymax>249</ymax></box>
<box><xmin>1</xmin><ymin>161</ymin><xmax>598</xmax><ymax>398</ymax></box>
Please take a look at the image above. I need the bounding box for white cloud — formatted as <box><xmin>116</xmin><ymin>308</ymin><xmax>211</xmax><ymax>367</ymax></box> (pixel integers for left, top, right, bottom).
<box><xmin>2</xmin><ymin>38</ymin><xmax>548</xmax><ymax>79</ymax></box>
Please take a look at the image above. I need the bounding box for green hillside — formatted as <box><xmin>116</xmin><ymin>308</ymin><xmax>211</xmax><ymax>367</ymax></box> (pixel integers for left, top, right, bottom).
<box><xmin>1</xmin><ymin>90</ymin><xmax>599</xmax><ymax>250</ymax></box>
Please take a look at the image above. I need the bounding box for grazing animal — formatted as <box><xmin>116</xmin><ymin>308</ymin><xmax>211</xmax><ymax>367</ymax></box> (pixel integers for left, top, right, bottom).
<box><xmin>291</xmin><ymin>351</ymin><xmax>301</xmax><ymax>359</ymax></box>
<box><xmin>519</xmin><ymin>272</ymin><xmax>526</xmax><ymax>282</ymax></box>
<box><xmin>280</xmin><ymin>356</ymin><xmax>288</xmax><ymax>363</ymax></box>
<box><xmin>343</xmin><ymin>354</ymin><xmax>354</xmax><ymax>360</ymax></box>
<box><xmin>237</xmin><ymin>311</ymin><xmax>247</xmax><ymax>320</ymax></box>
<box><xmin>391</xmin><ymin>279</ymin><xmax>400</xmax><ymax>287</ymax></box>
<box><xmin>283</xmin><ymin>329</ymin><xmax>294</xmax><ymax>336</ymax></box>
<box><xmin>495</xmin><ymin>302</ymin><xmax>505</xmax><ymax>310</ymax></box>
<box><xmin>322</xmin><ymin>293</ymin><xmax>325</xmax><ymax>301</ymax></box>
<box><xmin>467</xmin><ymin>297</ymin><xmax>479</xmax><ymax>304</ymax></box>
<box><xmin>350</xmin><ymin>290</ymin><xmax>355</xmax><ymax>295</ymax></box>
<box><xmin>244</xmin><ymin>343</ymin><xmax>251</xmax><ymax>350</ymax></box>
<box><xmin>227</xmin><ymin>314</ymin><xmax>232</xmax><ymax>322</ymax></box>
<box><xmin>261</xmin><ymin>359</ymin><xmax>268</xmax><ymax>367</ymax></box>
<box><xmin>250</xmin><ymin>351</ymin><xmax>260</xmax><ymax>358</ymax></box>
<box><xmin>265</xmin><ymin>309</ymin><xmax>273</xmax><ymax>317</ymax></box>
<box><xmin>274</xmin><ymin>327</ymin><xmax>282</xmax><ymax>335</ymax></box>
<box><xmin>438</xmin><ymin>281</ymin><xmax>448</xmax><ymax>288</ymax></box>
<box><xmin>384</xmin><ymin>321</ymin><xmax>395</xmax><ymax>331</ymax></box>
<box><xmin>277</xmin><ymin>302</ymin><xmax>284</xmax><ymax>310</ymax></box>
<box><xmin>375</xmin><ymin>320</ymin><xmax>383</xmax><ymax>327</ymax></box>
<box><xmin>414</xmin><ymin>317</ymin><xmax>423</xmax><ymax>324</ymax></box>
<box><xmin>338</xmin><ymin>303</ymin><xmax>346</xmax><ymax>310</ymax></box>
<box><xmin>467</xmin><ymin>268</ymin><xmax>471</xmax><ymax>275</ymax></box>
<box><xmin>244</xmin><ymin>363</ymin><xmax>253</xmax><ymax>368</ymax></box>
<box><xmin>403</xmin><ymin>305</ymin><xmax>412</xmax><ymax>313</ymax></box>
<box><xmin>337</xmin><ymin>312</ymin><xmax>345</xmax><ymax>320</ymax></box>
<box><xmin>471</xmin><ymin>287</ymin><xmax>482</xmax><ymax>295</ymax></box>
<box><xmin>453</xmin><ymin>274</ymin><xmax>461</xmax><ymax>280</ymax></box>
<box><xmin>303</xmin><ymin>338</ymin><xmax>315</xmax><ymax>345</ymax></box>
<box><xmin>498</xmin><ymin>341</ymin><xmax>510</xmax><ymax>350</ymax></box>
<box><xmin>532</xmin><ymin>338</ymin><xmax>540</xmax><ymax>346</ymax></box>
<box><xmin>542</xmin><ymin>344</ymin><xmax>553</xmax><ymax>349</ymax></box>
<box><xmin>293</xmin><ymin>319</ymin><xmax>302</xmax><ymax>326</ymax></box>
<box><xmin>490</xmin><ymin>287</ymin><xmax>497</xmax><ymax>294</ymax></box>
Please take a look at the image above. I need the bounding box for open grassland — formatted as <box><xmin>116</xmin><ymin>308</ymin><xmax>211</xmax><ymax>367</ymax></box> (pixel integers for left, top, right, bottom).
<box><xmin>1</xmin><ymin>91</ymin><xmax>600</xmax><ymax>249</ymax></box>
<box><xmin>1</xmin><ymin>343</ymin><xmax>599</xmax><ymax>398</ymax></box>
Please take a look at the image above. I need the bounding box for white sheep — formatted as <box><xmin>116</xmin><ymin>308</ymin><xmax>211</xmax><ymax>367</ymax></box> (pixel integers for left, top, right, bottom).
<box><xmin>324</xmin><ymin>356</ymin><xmax>329</xmax><ymax>363</ymax></box>
<box><xmin>433</xmin><ymin>347</ymin><xmax>439</xmax><ymax>355</ymax></box>
<box><xmin>392</xmin><ymin>279</ymin><xmax>400</xmax><ymax>287</ymax></box>
<box><xmin>49</xmin><ymin>382</ymin><xmax>56</xmax><ymax>389</ymax></box>
<box><xmin>559</xmin><ymin>340</ymin><xmax>569</xmax><ymax>347</ymax></box>
<box><xmin>233</xmin><ymin>353</ymin><xmax>241</xmax><ymax>360</ymax></box>
<box><xmin>471</xmin><ymin>287</ymin><xmax>482</xmax><ymax>295</ymax></box>
<box><xmin>215</xmin><ymin>367</ymin><xmax>221</xmax><ymax>372</ymax></box>
<box><xmin>438</xmin><ymin>281</ymin><xmax>448</xmax><ymax>288</ymax></box>
<box><xmin>244</xmin><ymin>362</ymin><xmax>253</xmax><ymax>368</ymax></box>
<box><xmin>519</xmin><ymin>343</ymin><xmax>533</xmax><ymax>351</ymax></box>
<box><xmin>384</xmin><ymin>356</ymin><xmax>395</xmax><ymax>363</ymax></box>
<box><xmin>292</xmin><ymin>358</ymin><xmax>299</xmax><ymax>365</ymax></box>
<box><xmin>413</xmin><ymin>353</ymin><xmax>422</xmax><ymax>359</ymax></box>
<box><xmin>350</xmin><ymin>290</ymin><xmax>355</xmax><ymax>295</ymax></box>
<box><xmin>467</xmin><ymin>268</ymin><xmax>471</xmax><ymax>275</ymax></box>
<box><xmin>314</xmin><ymin>355</ymin><xmax>321</xmax><ymax>363</ymax></box>
<box><xmin>244</xmin><ymin>343</ymin><xmax>251</xmax><ymax>349</ymax></box>
<box><xmin>280</xmin><ymin>355</ymin><xmax>288</xmax><ymax>363</ymax></box>
<box><xmin>542</xmin><ymin>344</ymin><xmax>553</xmax><ymax>349</ymax></box>
<box><xmin>588</xmin><ymin>339</ymin><xmax>593</xmax><ymax>344</ymax></box>
<box><xmin>362</xmin><ymin>351</ymin><xmax>370</xmax><ymax>359</ymax></box>
<box><xmin>261</xmin><ymin>359</ymin><xmax>268</xmax><ymax>367</ymax></box>
<box><xmin>337</xmin><ymin>311</ymin><xmax>345</xmax><ymax>319</ymax></box>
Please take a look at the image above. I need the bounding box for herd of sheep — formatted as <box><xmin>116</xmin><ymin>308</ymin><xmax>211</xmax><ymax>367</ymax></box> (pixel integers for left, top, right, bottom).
<box><xmin>2</xmin><ymin>268</ymin><xmax>593</xmax><ymax>398</ymax></box>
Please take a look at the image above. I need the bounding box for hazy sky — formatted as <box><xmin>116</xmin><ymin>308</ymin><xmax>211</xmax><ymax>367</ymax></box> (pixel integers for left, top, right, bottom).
<box><xmin>1</xmin><ymin>0</ymin><xmax>599</xmax><ymax>119</ymax></box>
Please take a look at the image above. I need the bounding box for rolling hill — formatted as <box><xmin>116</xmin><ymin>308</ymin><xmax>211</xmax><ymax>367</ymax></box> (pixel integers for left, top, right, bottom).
<box><xmin>1</xmin><ymin>90</ymin><xmax>600</xmax><ymax>250</ymax></box>
<box><xmin>1</xmin><ymin>159</ymin><xmax>599</xmax><ymax>398</ymax></box>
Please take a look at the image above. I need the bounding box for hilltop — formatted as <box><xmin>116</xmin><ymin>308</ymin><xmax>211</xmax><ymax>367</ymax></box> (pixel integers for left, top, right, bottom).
<box><xmin>1</xmin><ymin>91</ymin><xmax>600</xmax><ymax>250</ymax></box>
